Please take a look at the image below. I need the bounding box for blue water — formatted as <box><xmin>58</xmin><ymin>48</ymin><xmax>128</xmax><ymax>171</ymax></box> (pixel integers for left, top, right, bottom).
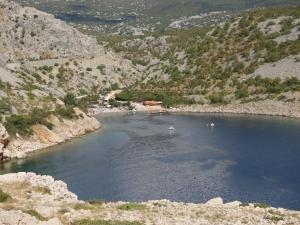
<box><xmin>1</xmin><ymin>113</ymin><xmax>300</xmax><ymax>209</ymax></box>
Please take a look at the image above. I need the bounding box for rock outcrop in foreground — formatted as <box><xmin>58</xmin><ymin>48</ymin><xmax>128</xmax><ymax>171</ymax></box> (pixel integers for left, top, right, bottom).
<box><xmin>0</xmin><ymin>173</ymin><xmax>299</xmax><ymax>225</ymax></box>
<box><xmin>2</xmin><ymin>108</ymin><xmax>101</xmax><ymax>160</ymax></box>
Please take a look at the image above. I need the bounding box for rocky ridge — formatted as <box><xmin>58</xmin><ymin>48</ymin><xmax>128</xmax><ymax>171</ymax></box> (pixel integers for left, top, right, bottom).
<box><xmin>0</xmin><ymin>172</ymin><xmax>299</xmax><ymax>225</ymax></box>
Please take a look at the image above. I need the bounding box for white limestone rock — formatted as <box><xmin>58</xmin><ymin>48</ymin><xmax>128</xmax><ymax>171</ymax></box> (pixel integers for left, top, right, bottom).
<box><xmin>205</xmin><ymin>197</ymin><xmax>224</xmax><ymax>206</ymax></box>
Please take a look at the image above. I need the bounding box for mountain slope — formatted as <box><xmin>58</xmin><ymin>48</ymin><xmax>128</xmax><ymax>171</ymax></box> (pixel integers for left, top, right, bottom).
<box><xmin>0</xmin><ymin>0</ymin><xmax>138</xmax><ymax>114</ymax></box>
<box><xmin>14</xmin><ymin>0</ymin><xmax>300</xmax><ymax>34</ymax></box>
<box><xmin>110</xmin><ymin>7</ymin><xmax>300</xmax><ymax>106</ymax></box>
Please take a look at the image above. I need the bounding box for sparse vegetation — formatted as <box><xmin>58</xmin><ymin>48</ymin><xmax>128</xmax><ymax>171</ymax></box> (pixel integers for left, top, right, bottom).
<box><xmin>34</xmin><ymin>186</ymin><xmax>51</xmax><ymax>195</ymax></box>
<box><xmin>254</xmin><ymin>203</ymin><xmax>271</xmax><ymax>209</ymax></box>
<box><xmin>73</xmin><ymin>203</ymin><xmax>94</xmax><ymax>211</ymax></box>
<box><xmin>103</xmin><ymin>7</ymin><xmax>300</xmax><ymax>105</ymax></box>
<box><xmin>117</xmin><ymin>203</ymin><xmax>146</xmax><ymax>211</ymax></box>
<box><xmin>0</xmin><ymin>189</ymin><xmax>11</xmax><ymax>202</ymax></box>
<box><xmin>24</xmin><ymin>209</ymin><xmax>47</xmax><ymax>221</ymax></box>
<box><xmin>5</xmin><ymin>109</ymin><xmax>53</xmax><ymax>137</ymax></box>
<box><xmin>55</xmin><ymin>106</ymin><xmax>77</xmax><ymax>120</ymax></box>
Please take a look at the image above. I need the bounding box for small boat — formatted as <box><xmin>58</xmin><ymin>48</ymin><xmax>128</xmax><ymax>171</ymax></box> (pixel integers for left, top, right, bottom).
<box><xmin>168</xmin><ymin>126</ymin><xmax>175</xmax><ymax>131</ymax></box>
<box><xmin>206</xmin><ymin>122</ymin><xmax>215</xmax><ymax>127</ymax></box>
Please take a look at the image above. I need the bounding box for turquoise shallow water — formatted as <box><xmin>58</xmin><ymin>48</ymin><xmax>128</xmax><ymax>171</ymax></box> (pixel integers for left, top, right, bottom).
<box><xmin>1</xmin><ymin>113</ymin><xmax>300</xmax><ymax>209</ymax></box>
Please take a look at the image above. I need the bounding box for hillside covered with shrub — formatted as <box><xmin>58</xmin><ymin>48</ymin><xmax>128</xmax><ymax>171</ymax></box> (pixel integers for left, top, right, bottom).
<box><xmin>110</xmin><ymin>7</ymin><xmax>300</xmax><ymax>105</ymax></box>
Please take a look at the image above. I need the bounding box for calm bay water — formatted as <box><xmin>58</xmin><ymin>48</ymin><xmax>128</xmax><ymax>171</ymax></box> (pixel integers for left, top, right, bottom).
<box><xmin>1</xmin><ymin>113</ymin><xmax>300</xmax><ymax>209</ymax></box>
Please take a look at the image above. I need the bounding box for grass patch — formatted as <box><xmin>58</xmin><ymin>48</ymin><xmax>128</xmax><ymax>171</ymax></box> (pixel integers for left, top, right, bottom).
<box><xmin>117</xmin><ymin>203</ymin><xmax>146</xmax><ymax>211</ymax></box>
<box><xmin>0</xmin><ymin>189</ymin><xmax>11</xmax><ymax>202</ymax></box>
<box><xmin>73</xmin><ymin>203</ymin><xmax>94</xmax><ymax>211</ymax></box>
<box><xmin>239</xmin><ymin>202</ymin><xmax>250</xmax><ymax>207</ymax></box>
<box><xmin>265</xmin><ymin>215</ymin><xmax>284</xmax><ymax>222</ymax></box>
<box><xmin>74</xmin><ymin>219</ymin><xmax>144</xmax><ymax>225</ymax></box>
<box><xmin>254</xmin><ymin>203</ymin><xmax>271</xmax><ymax>209</ymax></box>
<box><xmin>88</xmin><ymin>199</ymin><xmax>106</xmax><ymax>206</ymax></box>
<box><xmin>24</xmin><ymin>209</ymin><xmax>47</xmax><ymax>221</ymax></box>
<box><xmin>34</xmin><ymin>186</ymin><xmax>51</xmax><ymax>195</ymax></box>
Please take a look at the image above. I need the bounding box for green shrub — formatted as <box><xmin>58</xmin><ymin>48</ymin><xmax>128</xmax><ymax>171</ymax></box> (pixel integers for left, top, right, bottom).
<box><xmin>208</xmin><ymin>93</ymin><xmax>226</xmax><ymax>104</ymax></box>
<box><xmin>63</xmin><ymin>93</ymin><xmax>77</xmax><ymax>107</ymax></box>
<box><xmin>132</xmin><ymin>59</ymin><xmax>149</xmax><ymax>66</ymax></box>
<box><xmin>254</xmin><ymin>203</ymin><xmax>271</xmax><ymax>208</ymax></box>
<box><xmin>5</xmin><ymin>109</ymin><xmax>53</xmax><ymax>137</ymax></box>
<box><xmin>35</xmin><ymin>186</ymin><xmax>51</xmax><ymax>195</ymax></box>
<box><xmin>117</xmin><ymin>203</ymin><xmax>145</xmax><ymax>211</ymax></box>
<box><xmin>97</xmin><ymin>64</ymin><xmax>106</xmax><ymax>74</ymax></box>
<box><xmin>0</xmin><ymin>99</ymin><xmax>11</xmax><ymax>114</ymax></box>
<box><xmin>77</xmin><ymin>95</ymin><xmax>99</xmax><ymax>111</ymax></box>
<box><xmin>0</xmin><ymin>189</ymin><xmax>11</xmax><ymax>202</ymax></box>
<box><xmin>73</xmin><ymin>203</ymin><xmax>94</xmax><ymax>211</ymax></box>
<box><xmin>24</xmin><ymin>210</ymin><xmax>47</xmax><ymax>221</ymax></box>
<box><xmin>88</xmin><ymin>199</ymin><xmax>106</xmax><ymax>206</ymax></box>
<box><xmin>55</xmin><ymin>106</ymin><xmax>77</xmax><ymax>119</ymax></box>
<box><xmin>5</xmin><ymin>115</ymin><xmax>33</xmax><ymax>137</ymax></box>
<box><xmin>235</xmin><ymin>87</ymin><xmax>249</xmax><ymax>99</ymax></box>
<box><xmin>109</xmin><ymin>99</ymin><xmax>121</xmax><ymax>108</ymax></box>
<box><xmin>239</xmin><ymin>202</ymin><xmax>250</xmax><ymax>207</ymax></box>
<box><xmin>111</xmin><ymin>83</ymin><xmax>119</xmax><ymax>90</ymax></box>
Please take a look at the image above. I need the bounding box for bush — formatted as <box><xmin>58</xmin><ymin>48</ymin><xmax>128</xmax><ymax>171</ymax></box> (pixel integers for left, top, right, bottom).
<box><xmin>208</xmin><ymin>93</ymin><xmax>226</xmax><ymax>104</ymax></box>
<box><xmin>254</xmin><ymin>203</ymin><xmax>271</xmax><ymax>208</ymax></box>
<box><xmin>77</xmin><ymin>95</ymin><xmax>99</xmax><ymax>111</ymax></box>
<box><xmin>117</xmin><ymin>203</ymin><xmax>145</xmax><ymax>211</ymax></box>
<box><xmin>0</xmin><ymin>99</ymin><xmax>10</xmax><ymax>114</ymax></box>
<box><xmin>235</xmin><ymin>87</ymin><xmax>249</xmax><ymax>99</ymax></box>
<box><xmin>0</xmin><ymin>189</ymin><xmax>11</xmax><ymax>202</ymax></box>
<box><xmin>24</xmin><ymin>210</ymin><xmax>47</xmax><ymax>221</ymax></box>
<box><xmin>5</xmin><ymin>115</ymin><xmax>33</xmax><ymax>137</ymax></box>
<box><xmin>97</xmin><ymin>64</ymin><xmax>106</xmax><ymax>74</ymax></box>
<box><xmin>111</xmin><ymin>83</ymin><xmax>119</xmax><ymax>90</ymax></box>
<box><xmin>5</xmin><ymin>109</ymin><xmax>53</xmax><ymax>137</ymax></box>
<box><xmin>109</xmin><ymin>99</ymin><xmax>121</xmax><ymax>108</ymax></box>
<box><xmin>34</xmin><ymin>186</ymin><xmax>51</xmax><ymax>195</ymax></box>
<box><xmin>63</xmin><ymin>93</ymin><xmax>77</xmax><ymax>107</ymax></box>
<box><xmin>55</xmin><ymin>106</ymin><xmax>77</xmax><ymax>119</ymax></box>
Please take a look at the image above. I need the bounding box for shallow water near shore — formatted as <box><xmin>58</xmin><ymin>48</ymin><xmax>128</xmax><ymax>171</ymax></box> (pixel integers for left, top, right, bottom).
<box><xmin>1</xmin><ymin>113</ymin><xmax>300</xmax><ymax>209</ymax></box>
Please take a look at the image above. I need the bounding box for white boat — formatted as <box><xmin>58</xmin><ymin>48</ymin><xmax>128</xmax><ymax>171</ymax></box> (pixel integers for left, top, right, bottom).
<box><xmin>206</xmin><ymin>122</ymin><xmax>215</xmax><ymax>127</ymax></box>
<box><xmin>168</xmin><ymin>126</ymin><xmax>175</xmax><ymax>131</ymax></box>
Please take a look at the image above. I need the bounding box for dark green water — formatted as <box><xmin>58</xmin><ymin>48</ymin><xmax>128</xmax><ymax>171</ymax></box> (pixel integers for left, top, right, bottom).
<box><xmin>1</xmin><ymin>113</ymin><xmax>300</xmax><ymax>209</ymax></box>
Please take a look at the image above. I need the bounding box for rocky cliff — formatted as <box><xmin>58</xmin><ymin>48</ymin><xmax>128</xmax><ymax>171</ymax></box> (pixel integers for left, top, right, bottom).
<box><xmin>0</xmin><ymin>172</ymin><xmax>299</xmax><ymax>225</ymax></box>
<box><xmin>1</xmin><ymin>108</ymin><xmax>101</xmax><ymax>160</ymax></box>
<box><xmin>0</xmin><ymin>0</ymin><xmax>102</xmax><ymax>63</ymax></box>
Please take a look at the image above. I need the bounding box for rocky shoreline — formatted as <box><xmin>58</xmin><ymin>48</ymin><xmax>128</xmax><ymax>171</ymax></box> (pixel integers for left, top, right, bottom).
<box><xmin>0</xmin><ymin>172</ymin><xmax>299</xmax><ymax>225</ymax></box>
<box><xmin>169</xmin><ymin>100</ymin><xmax>300</xmax><ymax>119</ymax></box>
<box><xmin>0</xmin><ymin>108</ymin><xmax>101</xmax><ymax>161</ymax></box>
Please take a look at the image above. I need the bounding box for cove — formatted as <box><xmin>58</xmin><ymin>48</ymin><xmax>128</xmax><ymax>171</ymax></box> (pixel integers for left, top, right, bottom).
<box><xmin>1</xmin><ymin>113</ymin><xmax>300</xmax><ymax>209</ymax></box>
